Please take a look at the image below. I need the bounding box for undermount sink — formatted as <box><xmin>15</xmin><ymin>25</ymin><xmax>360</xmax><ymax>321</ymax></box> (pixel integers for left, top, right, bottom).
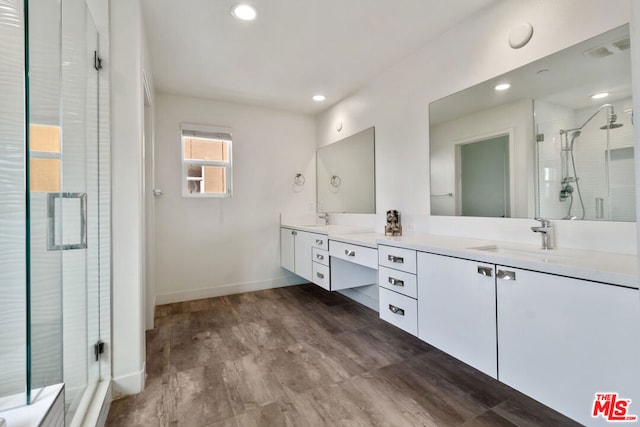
<box><xmin>470</xmin><ymin>244</ymin><xmax>577</xmax><ymax>261</ymax></box>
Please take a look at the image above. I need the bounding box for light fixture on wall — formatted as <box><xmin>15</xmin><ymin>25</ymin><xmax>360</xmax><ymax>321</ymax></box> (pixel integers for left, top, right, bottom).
<box><xmin>591</xmin><ymin>92</ymin><xmax>609</xmax><ymax>100</ymax></box>
<box><xmin>230</xmin><ymin>3</ymin><xmax>257</xmax><ymax>21</ymax></box>
<box><xmin>495</xmin><ymin>83</ymin><xmax>511</xmax><ymax>91</ymax></box>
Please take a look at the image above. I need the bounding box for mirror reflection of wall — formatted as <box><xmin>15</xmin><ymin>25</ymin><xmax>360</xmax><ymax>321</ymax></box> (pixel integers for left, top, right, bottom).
<box><xmin>430</xmin><ymin>99</ymin><xmax>534</xmax><ymax>218</ymax></box>
<box><xmin>317</xmin><ymin>127</ymin><xmax>375</xmax><ymax>214</ymax></box>
<box><xmin>429</xmin><ymin>24</ymin><xmax>633</xmax><ymax>222</ymax></box>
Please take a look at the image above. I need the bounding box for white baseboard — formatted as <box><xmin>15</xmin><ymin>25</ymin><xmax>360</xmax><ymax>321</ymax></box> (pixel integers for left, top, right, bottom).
<box><xmin>155</xmin><ymin>276</ymin><xmax>306</xmax><ymax>305</ymax></box>
<box><xmin>111</xmin><ymin>364</ymin><xmax>145</xmax><ymax>398</ymax></box>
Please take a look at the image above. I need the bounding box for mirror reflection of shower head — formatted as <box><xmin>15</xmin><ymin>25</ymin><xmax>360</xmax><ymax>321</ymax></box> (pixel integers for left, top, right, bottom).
<box><xmin>600</xmin><ymin>108</ymin><xmax>623</xmax><ymax>129</ymax></box>
<box><xmin>569</xmin><ymin>130</ymin><xmax>581</xmax><ymax>150</ymax></box>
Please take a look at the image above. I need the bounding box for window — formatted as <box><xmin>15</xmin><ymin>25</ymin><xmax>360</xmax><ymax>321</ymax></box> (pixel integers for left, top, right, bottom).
<box><xmin>181</xmin><ymin>124</ymin><xmax>233</xmax><ymax>197</ymax></box>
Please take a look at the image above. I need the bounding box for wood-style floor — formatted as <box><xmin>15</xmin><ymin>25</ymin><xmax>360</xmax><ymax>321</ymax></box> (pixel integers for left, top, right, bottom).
<box><xmin>106</xmin><ymin>284</ymin><xmax>581</xmax><ymax>427</ymax></box>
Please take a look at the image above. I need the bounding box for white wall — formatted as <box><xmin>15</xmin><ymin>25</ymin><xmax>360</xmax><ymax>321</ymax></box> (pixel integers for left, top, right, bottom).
<box><xmin>317</xmin><ymin>0</ymin><xmax>635</xmax><ymax>251</ymax></box>
<box><xmin>110</xmin><ymin>0</ymin><xmax>147</xmax><ymax>396</ymax></box>
<box><xmin>153</xmin><ymin>94</ymin><xmax>316</xmax><ymax>304</ymax></box>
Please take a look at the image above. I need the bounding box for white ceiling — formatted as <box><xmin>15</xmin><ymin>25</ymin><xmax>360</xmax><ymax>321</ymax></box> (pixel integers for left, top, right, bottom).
<box><xmin>140</xmin><ymin>0</ymin><xmax>499</xmax><ymax>114</ymax></box>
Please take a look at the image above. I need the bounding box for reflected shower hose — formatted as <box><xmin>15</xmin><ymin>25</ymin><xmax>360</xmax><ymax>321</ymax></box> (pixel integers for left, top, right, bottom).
<box><xmin>564</xmin><ymin>131</ymin><xmax>585</xmax><ymax>220</ymax></box>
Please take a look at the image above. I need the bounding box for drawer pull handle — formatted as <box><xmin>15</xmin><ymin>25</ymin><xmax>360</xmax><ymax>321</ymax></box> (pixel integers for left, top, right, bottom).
<box><xmin>388</xmin><ymin>255</ymin><xmax>404</xmax><ymax>263</ymax></box>
<box><xmin>316</xmin><ymin>239</ymin><xmax>324</xmax><ymax>245</ymax></box>
<box><xmin>316</xmin><ymin>272</ymin><xmax>325</xmax><ymax>279</ymax></box>
<box><xmin>316</xmin><ymin>254</ymin><xmax>324</xmax><ymax>260</ymax></box>
<box><xmin>497</xmin><ymin>269</ymin><xmax>516</xmax><ymax>281</ymax></box>
<box><xmin>388</xmin><ymin>304</ymin><xmax>405</xmax><ymax>316</ymax></box>
<box><xmin>345</xmin><ymin>250</ymin><xmax>356</xmax><ymax>257</ymax></box>
<box><xmin>477</xmin><ymin>266</ymin><xmax>493</xmax><ymax>277</ymax></box>
<box><xmin>388</xmin><ymin>277</ymin><xmax>404</xmax><ymax>287</ymax></box>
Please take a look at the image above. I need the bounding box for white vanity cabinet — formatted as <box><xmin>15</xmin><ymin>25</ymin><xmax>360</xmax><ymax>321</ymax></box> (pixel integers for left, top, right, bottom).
<box><xmin>378</xmin><ymin>245</ymin><xmax>418</xmax><ymax>336</ymax></box>
<box><xmin>312</xmin><ymin>247</ymin><xmax>330</xmax><ymax>290</ymax></box>
<box><xmin>280</xmin><ymin>227</ymin><xmax>326</xmax><ymax>283</ymax></box>
<box><xmin>417</xmin><ymin>252</ymin><xmax>497</xmax><ymax>378</ymax></box>
<box><xmin>497</xmin><ymin>267</ymin><xmax>640</xmax><ymax>426</ymax></box>
<box><xmin>328</xmin><ymin>240</ymin><xmax>377</xmax><ymax>291</ymax></box>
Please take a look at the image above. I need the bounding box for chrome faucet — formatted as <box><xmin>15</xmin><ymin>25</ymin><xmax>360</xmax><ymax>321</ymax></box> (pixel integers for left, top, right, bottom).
<box><xmin>318</xmin><ymin>212</ymin><xmax>329</xmax><ymax>225</ymax></box>
<box><xmin>531</xmin><ymin>218</ymin><xmax>554</xmax><ymax>250</ymax></box>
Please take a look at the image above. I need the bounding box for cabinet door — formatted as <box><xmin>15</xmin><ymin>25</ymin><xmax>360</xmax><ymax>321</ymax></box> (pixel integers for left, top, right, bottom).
<box><xmin>280</xmin><ymin>228</ymin><xmax>295</xmax><ymax>273</ymax></box>
<box><xmin>417</xmin><ymin>252</ymin><xmax>497</xmax><ymax>378</ymax></box>
<box><xmin>497</xmin><ymin>267</ymin><xmax>640</xmax><ymax>426</ymax></box>
<box><xmin>294</xmin><ymin>231</ymin><xmax>315</xmax><ymax>282</ymax></box>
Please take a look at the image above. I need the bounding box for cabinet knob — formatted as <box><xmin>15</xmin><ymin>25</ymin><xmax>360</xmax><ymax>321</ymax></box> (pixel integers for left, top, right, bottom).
<box><xmin>316</xmin><ymin>272</ymin><xmax>325</xmax><ymax>279</ymax></box>
<box><xmin>388</xmin><ymin>255</ymin><xmax>404</xmax><ymax>263</ymax></box>
<box><xmin>316</xmin><ymin>254</ymin><xmax>324</xmax><ymax>260</ymax></box>
<box><xmin>345</xmin><ymin>250</ymin><xmax>356</xmax><ymax>257</ymax></box>
<box><xmin>497</xmin><ymin>269</ymin><xmax>516</xmax><ymax>281</ymax></box>
<box><xmin>388</xmin><ymin>304</ymin><xmax>405</xmax><ymax>316</ymax></box>
<box><xmin>477</xmin><ymin>266</ymin><xmax>493</xmax><ymax>277</ymax></box>
<box><xmin>316</xmin><ymin>239</ymin><xmax>324</xmax><ymax>245</ymax></box>
<box><xmin>291</xmin><ymin>230</ymin><xmax>297</xmax><ymax>236</ymax></box>
<box><xmin>388</xmin><ymin>277</ymin><xmax>404</xmax><ymax>287</ymax></box>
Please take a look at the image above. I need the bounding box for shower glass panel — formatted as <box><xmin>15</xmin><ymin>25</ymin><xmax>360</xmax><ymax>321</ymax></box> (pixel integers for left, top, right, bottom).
<box><xmin>536</xmin><ymin>99</ymin><xmax>635</xmax><ymax>221</ymax></box>
<box><xmin>0</xmin><ymin>0</ymin><xmax>29</xmax><ymax>409</ymax></box>
<box><xmin>0</xmin><ymin>0</ymin><xmax>105</xmax><ymax>420</ymax></box>
<box><xmin>28</xmin><ymin>0</ymin><xmax>64</xmax><ymax>403</ymax></box>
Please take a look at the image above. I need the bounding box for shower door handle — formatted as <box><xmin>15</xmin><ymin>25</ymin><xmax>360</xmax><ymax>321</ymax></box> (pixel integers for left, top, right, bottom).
<box><xmin>48</xmin><ymin>192</ymin><xmax>88</xmax><ymax>250</ymax></box>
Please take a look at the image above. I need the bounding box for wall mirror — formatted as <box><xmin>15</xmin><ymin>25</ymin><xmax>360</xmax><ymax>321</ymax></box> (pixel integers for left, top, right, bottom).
<box><xmin>429</xmin><ymin>24</ymin><xmax>634</xmax><ymax>221</ymax></box>
<box><xmin>317</xmin><ymin>126</ymin><xmax>376</xmax><ymax>213</ymax></box>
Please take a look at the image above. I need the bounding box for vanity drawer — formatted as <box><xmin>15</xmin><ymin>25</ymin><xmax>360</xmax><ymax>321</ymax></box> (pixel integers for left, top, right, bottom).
<box><xmin>378</xmin><ymin>245</ymin><xmax>417</xmax><ymax>274</ymax></box>
<box><xmin>312</xmin><ymin>262</ymin><xmax>330</xmax><ymax>291</ymax></box>
<box><xmin>312</xmin><ymin>247</ymin><xmax>330</xmax><ymax>266</ymax></box>
<box><xmin>312</xmin><ymin>234</ymin><xmax>328</xmax><ymax>250</ymax></box>
<box><xmin>330</xmin><ymin>241</ymin><xmax>378</xmax><ymax>269</ymax></box>
<box><xmin>379</xmin><ymin>266</ymin><xmax>417</xmax><ymax>299</ymax></box>
<box><xmin>379</xmin><ymin>287</ymin><xmax>417</xmax><ymax>336</ymax></box>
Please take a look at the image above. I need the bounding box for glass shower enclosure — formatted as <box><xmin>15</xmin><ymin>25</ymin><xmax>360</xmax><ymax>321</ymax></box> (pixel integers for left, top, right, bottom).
<box><xmin>0</xmin><ymin>0</ymin><xmax>110</xmax><ymax>424</ymax></box>
<box><xmin>536</xmin><ymin>98</ymin><xmax>635</xmax><ymax>221</ymax></box>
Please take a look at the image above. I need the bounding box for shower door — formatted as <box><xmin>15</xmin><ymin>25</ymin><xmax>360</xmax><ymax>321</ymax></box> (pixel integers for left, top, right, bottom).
<box><xmin>58</xmin><ymin>0</ymin><xmax>102</xmax><ymax>421</ymax></box>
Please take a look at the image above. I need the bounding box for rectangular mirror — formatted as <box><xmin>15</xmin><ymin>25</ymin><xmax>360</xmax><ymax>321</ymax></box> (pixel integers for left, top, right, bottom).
<box><xmin>429</xmin><ymin>25</ymin><xmax>634</xmax><ymax>221</ymax></box>
<box><xmin>317</xmin><ymin>126</ymin><xmax>376</xmax><ymax>213</ymax></box>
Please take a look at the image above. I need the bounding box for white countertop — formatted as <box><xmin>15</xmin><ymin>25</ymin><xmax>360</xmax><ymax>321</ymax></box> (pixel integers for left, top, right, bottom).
<box><xmin>282</xmin><ymin>223</ymin><xmax>639</xmax><ymax>289</ymax></box>
<box><xmin>327</xmin><ymin>232</ymin><xmax>381</xmax><ymax>249</ymax></box>
<box><xmin>377</xmin><ymin>234</ymin><xmax>638</xmax><ymax>289</ymax></box>
<box><xmin>281</xmin><ymin>223</ymin><xmax>374</xmax><ymax>236</ymax></box>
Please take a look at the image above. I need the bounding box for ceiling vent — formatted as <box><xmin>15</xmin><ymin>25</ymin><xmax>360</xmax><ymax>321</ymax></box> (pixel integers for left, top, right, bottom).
<box><xmin>583</xmin><ymin>37</ymin><xmax>630</xmax><ymax>59</ymax></box>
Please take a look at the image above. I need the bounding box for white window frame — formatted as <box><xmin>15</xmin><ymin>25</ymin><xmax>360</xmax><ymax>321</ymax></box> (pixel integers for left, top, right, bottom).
<box><xmin>181</xmin><ymin>123</ymin><xmax>233</xmax><ymax>198</ymax></box>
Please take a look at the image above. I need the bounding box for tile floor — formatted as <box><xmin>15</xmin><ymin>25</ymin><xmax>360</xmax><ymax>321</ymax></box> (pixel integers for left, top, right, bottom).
<box><xmin>106</xmin><ymin>284</ymin><xmax>581</xmax><ymax>426</ymax></box>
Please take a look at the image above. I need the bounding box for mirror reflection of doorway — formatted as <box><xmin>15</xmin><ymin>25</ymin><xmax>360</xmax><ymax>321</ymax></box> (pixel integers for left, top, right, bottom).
<box><xmin>457</xmin><ymin>134</ymin><xmax>510</xmax><ymax>217</ymax></box>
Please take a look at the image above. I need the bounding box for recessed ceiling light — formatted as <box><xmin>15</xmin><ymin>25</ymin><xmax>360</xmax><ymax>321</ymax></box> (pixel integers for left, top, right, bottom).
<box><xmin>495</xmin><ymin>83</ymin><xmax>511</xmax><ymax>91</ymax></box>
<box><xmin>312</xmin><ymin>95</ymin><xmax>326</xmax><ymax>102</ymax></box>
<box><xmin>591</xmin><ymin>92</ymin><xmax>609</xmax><ymax>100</ymax></box>
<box><xmin>231</xmin><ymin>4</ymin><xmax>257</xmax><ymax>21</ymax></box>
